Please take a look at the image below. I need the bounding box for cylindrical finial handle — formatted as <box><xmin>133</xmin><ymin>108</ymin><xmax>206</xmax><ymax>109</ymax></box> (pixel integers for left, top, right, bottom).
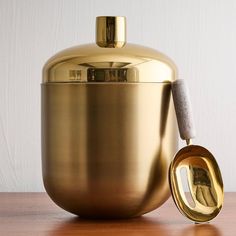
<box><xmin>96</xmin><ymin>16</ymin><xmax>126</xmax><ymax>48</ymax></box>
<box><xmin>172</xmin><ymin>79</ymin><xmax>196</xmax><ymax>140</ymax></box>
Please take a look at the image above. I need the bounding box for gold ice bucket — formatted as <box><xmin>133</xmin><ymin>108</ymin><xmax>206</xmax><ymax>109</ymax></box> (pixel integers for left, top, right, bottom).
<box><xmin>42</xmin><ymin>16</ymin><xmax>178</xmax><ymax>218</ymax></box>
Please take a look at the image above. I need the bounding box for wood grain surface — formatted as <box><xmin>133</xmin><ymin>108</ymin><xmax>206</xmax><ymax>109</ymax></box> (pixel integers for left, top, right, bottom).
<box><xmin>0</xmin><ymin>192</ymin><xmax>235</xmax><ymax>236</ymax></box>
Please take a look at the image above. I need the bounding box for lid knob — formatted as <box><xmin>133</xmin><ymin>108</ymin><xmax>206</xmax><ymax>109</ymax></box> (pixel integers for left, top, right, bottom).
<box><xmin>96</xmin><ymin>16</ymin><xmax>126</xmax><ymax>48</ymax></box>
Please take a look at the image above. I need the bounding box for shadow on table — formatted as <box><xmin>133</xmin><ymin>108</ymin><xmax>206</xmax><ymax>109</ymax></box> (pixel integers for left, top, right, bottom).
<box><xmin>49</xmin><ymin>216</ymin><xmax>170</xmax><ymax>236</ymax></box>
<box><xmin>179</xmin><ymin>223</ymin><xmax>222</xmax><ymax>236</ymax></box>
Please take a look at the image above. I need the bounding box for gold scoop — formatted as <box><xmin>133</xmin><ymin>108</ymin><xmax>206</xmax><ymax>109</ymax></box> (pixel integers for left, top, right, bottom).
<box><xmin>169</xmin><ymin>80</ymin><xmax>224</xmax><ymax>223</ymax></box>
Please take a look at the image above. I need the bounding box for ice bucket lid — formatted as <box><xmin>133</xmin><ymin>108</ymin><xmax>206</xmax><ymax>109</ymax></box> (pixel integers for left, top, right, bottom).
<box><xmin>42</xmin><ymin>16</ymin><xmax>177</xmax><ymax>83</ymax></box>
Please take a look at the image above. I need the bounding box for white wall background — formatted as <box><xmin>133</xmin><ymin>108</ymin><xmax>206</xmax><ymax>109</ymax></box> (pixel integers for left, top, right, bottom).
<box><xmin>0</xmin><ymin>0</ymin><xmax>235</xmax><ymax>192</ymax></box>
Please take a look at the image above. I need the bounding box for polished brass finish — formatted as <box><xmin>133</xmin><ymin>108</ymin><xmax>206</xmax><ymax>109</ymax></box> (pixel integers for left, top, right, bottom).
<box><xmin>96</xmin><ymin>16</ymin><xmax>126</xmax><ymax>48</ymax></box>
<box><xmin>186</xmin><ymin>139</ymin><xmax>192</xmax><ymax>146</ymax></box>
<box><xmin>170</xmin><ymin>79</ymin><xmax>223</xmax><ymax>223</ymax></box>
<box><xmin>169</xmin><ymin>144</ymin><xmax>224</xmax><ymax>223</ymax></box>
<box><xmin>42</xmin><ymin>16</ymin><xmax>179</xmax><ymax>218</ymax></box>
<box><xmin>43</xmin><ymin>17</ymin><xmax>177</xmax><ymax>83</ymax></box>
<box><xmin>42</xmin><ymin>43</ymin><xmax>177</xmax><ymax>83</ymax></box>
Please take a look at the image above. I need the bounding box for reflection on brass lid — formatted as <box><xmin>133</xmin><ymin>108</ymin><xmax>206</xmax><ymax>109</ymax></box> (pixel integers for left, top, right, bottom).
<box><xmin>96</xmin><ymin>16</ymin><xmax>126</xmax><ymax>48</ymax></box>
<box><xmin>42</xmin><ymin>16</ymin><xmax>178</xmax><ymax>83</ymax></box>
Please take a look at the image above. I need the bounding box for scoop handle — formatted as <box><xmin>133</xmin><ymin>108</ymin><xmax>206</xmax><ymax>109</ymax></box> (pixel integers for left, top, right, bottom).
<box><xmin>171</xmin><ymin>79</ymin><xmax>196</xmax><ymax>140</ymax></box>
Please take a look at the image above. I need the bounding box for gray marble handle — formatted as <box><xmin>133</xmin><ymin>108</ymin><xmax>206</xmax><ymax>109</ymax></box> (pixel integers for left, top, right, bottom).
<box><xmin>172</xmin><ymin>79</ymin><xmax>196</xmax><ymax>140</ymax></box>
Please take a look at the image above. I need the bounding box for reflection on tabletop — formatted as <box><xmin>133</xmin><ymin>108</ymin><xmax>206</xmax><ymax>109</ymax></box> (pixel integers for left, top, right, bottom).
<box><xmin>180</xmin><ymin>224</ymin><xmax>222</xmax><ymax>236</ymax></box>
<box><xmin>49</xmin><ymin>215</ymin><xmax>222</xmax><ymax>236</ymax></box>
<box><xmin>49</xmin><ymin>216</ymin><xmax>169</xmax><ymax>236</ymax></box>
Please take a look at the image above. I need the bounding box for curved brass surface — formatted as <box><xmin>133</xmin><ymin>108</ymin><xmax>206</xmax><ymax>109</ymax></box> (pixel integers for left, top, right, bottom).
<box><xmin>42</xmin><ymin>43</ymin><xmax>177</xmax><ymax>83</ymax></box>
<box><xmin>42</xmin><ymin>83</ymin><xmax>178</xmax><ymax>218</ymax></box>
<box><xmin>96</xmin><ymin>16</ymin><xmax>126</xmax><ymax>48</ymax></box>
<box><xmin>169</xmin><ymin>145</ymin><xmax>224</xmax><ymax>223</ymax></box>
<box><xmin>42</xmin><ymin>15</ymin><xmax>178</xmax><ymax>218</ymax></box>
<box><xmin>43</xmin><ymin>14</ymin><xmax>177</xmax><ymax>83</ymax></box>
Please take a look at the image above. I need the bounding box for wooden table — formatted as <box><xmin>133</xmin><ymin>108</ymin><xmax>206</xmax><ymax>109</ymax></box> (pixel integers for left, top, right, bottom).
<box><xmin>0</xmin><ymin>193</ymin><xmax>235</xmax><ymax>236</ymax></box>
